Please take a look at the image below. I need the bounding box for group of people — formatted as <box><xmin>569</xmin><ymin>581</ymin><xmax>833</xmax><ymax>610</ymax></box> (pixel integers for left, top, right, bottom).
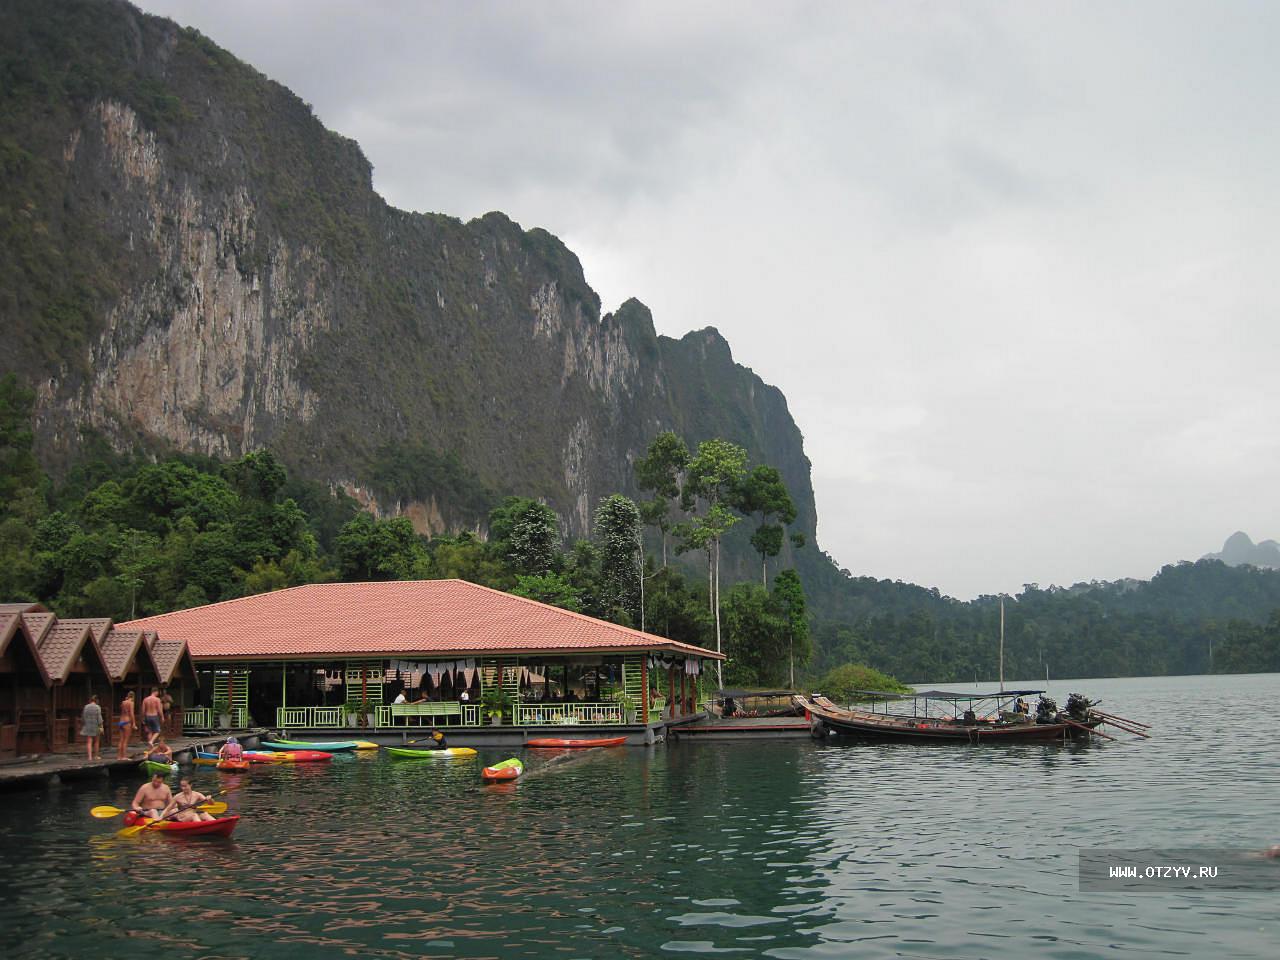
<box><xmin>78</xmin><ymin>687</ymin><xmax>172</xmax><ymax>761</ymax></box>
<box><xmin>129</xmin><ymin>772</ymin><xmax>215</xmax><ymax>823</ymax></box>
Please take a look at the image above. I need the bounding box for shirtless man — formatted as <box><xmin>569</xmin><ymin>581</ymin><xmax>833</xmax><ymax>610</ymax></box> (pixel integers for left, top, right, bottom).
<box><xmin>130</xmin><ymin>772</ymin><xmax>173</xmax><ymax>820</ymax></box>
<box><xmin>116</xmin><ymin>691</ymin><xmax>136</xmax><ymax>759</ymax></box>
<box><xmin>141</xmin><ymin>687</ymin><xmax>164</xmax><ymax>746</ymax></box>
<box><xmin>144</xmin><ymin>736</ymin><xmax>173</xmax><ymax>763</ymax></box>
<box><xmin>161</xmin><ymin>779</ymin><xmax>214</xmax><ymax>822</ymax></box>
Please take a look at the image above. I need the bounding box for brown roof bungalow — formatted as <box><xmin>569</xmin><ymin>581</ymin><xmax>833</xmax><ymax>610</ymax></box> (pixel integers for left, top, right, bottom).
<box><xmin>0</xmin><ymin>603</ymin><xmax>197</xmax><ymax>758</ymax></box>
<box><xmin>118</xmin><ymin>579</ymin><xmax>718</xmax><ymax>734</ymax></box>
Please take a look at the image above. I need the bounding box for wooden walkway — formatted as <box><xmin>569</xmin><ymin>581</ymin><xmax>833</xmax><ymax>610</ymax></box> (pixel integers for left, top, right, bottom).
<box><xmin>0</xmin><ymin>734</ymin><xmax>239</xmax><ymax>789</ymax></box>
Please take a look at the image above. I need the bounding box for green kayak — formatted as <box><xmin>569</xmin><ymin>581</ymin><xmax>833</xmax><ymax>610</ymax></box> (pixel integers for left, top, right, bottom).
<box><xmin>384</xmin><ymin>746</ymin><xmax>477</xmax><ymax>759</ymax></box>
<box><xmin>138</xmin><ymin>760</ymin><xmax>178</xmax><ymax>776</ymax></box>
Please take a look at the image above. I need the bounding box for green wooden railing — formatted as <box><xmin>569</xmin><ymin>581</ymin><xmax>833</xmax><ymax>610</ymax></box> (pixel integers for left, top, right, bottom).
<box><xmin>514</xmin><ymin>702</ymin><xmax>623</xmax><ymax>725</ymax></box>
<box><xmin>277</xmin><ymin>706</ymin><xmax>347</xmax><ymax>728</ymax></box>
<box><xmin>376</xmin><ymin>703</ymin><xmax>480</xmax><ymax>727</ymax></box>
<box><xmin>183</xmin><ymin>707</ymin><xmax>212</xmax><ymax>730</ymax></box>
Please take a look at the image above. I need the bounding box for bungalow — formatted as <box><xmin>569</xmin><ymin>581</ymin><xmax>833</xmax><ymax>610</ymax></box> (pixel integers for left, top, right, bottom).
<box><xmin>119</xmin><ymin>579</ymin><xmax>720</xmax><ymax>734</ymax></box>
<box><xmin>0</xmin><ymin>603</ymin><xmax>197</xmax><ymax>757</ymax></box>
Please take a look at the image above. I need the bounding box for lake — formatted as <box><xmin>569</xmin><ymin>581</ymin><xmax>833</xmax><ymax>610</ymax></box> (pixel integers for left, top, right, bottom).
<box><xmin>0</xmin><ymin>673</ymin><xmax>1275</xmax><ymax>959</ymax></box>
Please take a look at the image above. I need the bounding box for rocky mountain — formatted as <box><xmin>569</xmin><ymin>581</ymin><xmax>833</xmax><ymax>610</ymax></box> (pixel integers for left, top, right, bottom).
<box><xmin>1202</xmin><ymin>532</ymin><xmax>1280</xmax><ymax>571</ymax></box>
<box><xmin>0</xmin><ymin>0</ymin><xmax>814</xmax><ymax>564</ymax></box>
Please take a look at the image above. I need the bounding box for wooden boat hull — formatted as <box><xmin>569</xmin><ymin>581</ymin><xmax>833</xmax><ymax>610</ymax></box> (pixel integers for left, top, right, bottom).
<box><xmin>243</xmin><ymin>750</ymin><xmax>333</xmax><ymax>763</ymax></box>
<box><xmin>385</xmin><ymin>746</ymin><xmax>477</xmax><ymax>759</ymax></box>
<box><xmin>124</xmin><ymin>813</ymin><xmax>240</xmax><ymax>837</ymax></box>
<box><xmin>482</xmin><ymin>758</ymin><xmax>523</xmax><ymax>781</ymax></box>
<box><xmin>801</xmin><ymin>697</ymin><xmax>1102</xmax><ymax>743</ymax></box>
<box><xmin>525</xmin><ymin>737</ymin><xmax>627</xmax><ymax>748</ymax></box>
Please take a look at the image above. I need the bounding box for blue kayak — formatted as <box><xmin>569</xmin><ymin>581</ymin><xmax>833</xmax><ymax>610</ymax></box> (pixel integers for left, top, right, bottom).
<box><xmin>260</xmin><ymin>739</ymin><xmax>373</xmax><ymax>752</ymax></box>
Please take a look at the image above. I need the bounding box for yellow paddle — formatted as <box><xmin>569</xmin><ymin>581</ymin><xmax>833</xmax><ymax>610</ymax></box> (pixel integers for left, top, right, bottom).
<box><xmin>91</xmin><ymin>801</ymin><xmax>227</xmax><ymax>818</ymax></box>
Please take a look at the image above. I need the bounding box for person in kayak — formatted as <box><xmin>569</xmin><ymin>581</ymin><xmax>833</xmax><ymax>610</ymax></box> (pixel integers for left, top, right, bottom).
<box><xmin>131</xmin><ymin>772</ymin><xmax>173</xmax><ymax>820</ymax></box>
<box><xmin>144</xmin><ymin>736</ymin><xmax>173</xmax><ymax>763</ymax></box>
<box><xmin>426</xmin><ymin>729</ymin><xmax>448</xmax><ymax>749</ymax></box>
<box><xmin>218</xmin><ymin>736</ymin><xmax>243</xmax><ymax>762</ymax></box>
<box><xmin>161</xmin><ymin>778</ymin><xmax>215</xmax><ymax>822</ymax></box>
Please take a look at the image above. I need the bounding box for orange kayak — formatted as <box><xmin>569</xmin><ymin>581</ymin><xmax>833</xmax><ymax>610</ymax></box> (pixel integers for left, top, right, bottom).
<box><xmin>481</xmin><ymin>758</ymin><xmax>523</xmax><ymax>781</ymax></box>
<box><xmin>243</xmin><ymin>750</ymin><xmax>332</xmax><ymax>763</ymax></box>
<box><xmin>525</xmin><ymin>737</ymin><xmax>626</xmax><ymax>748</ymax></box>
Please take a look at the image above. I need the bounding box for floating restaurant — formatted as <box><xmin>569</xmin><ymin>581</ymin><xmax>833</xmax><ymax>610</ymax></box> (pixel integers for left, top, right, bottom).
<box><xmin>118</xmin><ymin>579</ymin><xmax>719</xmax><ymax>740</ymax></box>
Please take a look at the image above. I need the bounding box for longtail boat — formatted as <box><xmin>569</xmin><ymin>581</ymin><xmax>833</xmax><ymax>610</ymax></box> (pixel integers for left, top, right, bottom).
<box><xmin>798</xmin><ymin>690</ymin><xmax>1120</xmax><ymax>743</ymax></box>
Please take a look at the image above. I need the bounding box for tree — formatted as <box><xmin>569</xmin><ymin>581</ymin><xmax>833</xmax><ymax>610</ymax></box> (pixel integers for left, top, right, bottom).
<box><xmin>721</xmin><ymin>582</ymin><xmax>787</xmax><ymax>686</ymax></box>
<box><xmin>734</xmin><ymin>464</ymin><xmax>798</xmax><ymax>586</ymax></box>
<box><xmin>594</xmin><ymin>494</ymin><xmax>641</xmax><ymax>625</ymax></box>
<box><xmin>488</xmin><ymin>497</ymin><xmax>560</xmax><ymax>577</ymax></box>
<box><xmin>511</xmin><ymin>572</ymin><xmax>583</xmax><ymax>612</ymax></box>
<box><xmin>771</xmin><ymin>569</ymin><xmax>810</xmax><ymax>688</ymax></box>
<box><xmin>634</xmin><ymin>431</ymin><xmax>690</xmax><ymax>567</ymax></box>
<box><xmin>680</xmin><ymin>439</ymin><xmax>748</xmax><ymax>688</ymax></box>
<box><xmin>335</xmin><ymin>513</ymin><xmax>431</xmax><ymax>581</ymax></box>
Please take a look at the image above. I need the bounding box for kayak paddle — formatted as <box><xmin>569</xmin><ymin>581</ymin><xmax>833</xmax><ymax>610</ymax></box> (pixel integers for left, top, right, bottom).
<box><xmin>92</xmin><ymin>800</ymin><xmax>227</xmax><ymax>818</ymax></box>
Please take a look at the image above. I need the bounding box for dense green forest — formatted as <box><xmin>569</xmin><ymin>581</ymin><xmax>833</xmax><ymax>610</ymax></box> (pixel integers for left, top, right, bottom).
<box><xmin>3</xmin><ymin>374</ymin><xmax>1279</xmax><ymax>683</ymax></box>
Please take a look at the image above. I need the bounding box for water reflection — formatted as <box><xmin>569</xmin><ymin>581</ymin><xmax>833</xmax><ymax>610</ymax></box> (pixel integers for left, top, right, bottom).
<box><xmin>0</xmin><ymin>676</ymin><xmax>1277</xmax><ymax>958</ymax></box>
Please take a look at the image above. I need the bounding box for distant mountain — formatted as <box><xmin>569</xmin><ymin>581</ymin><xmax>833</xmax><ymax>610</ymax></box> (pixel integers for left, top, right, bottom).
<box><xmin>1202</xmin><ymin>532</ymin><xmax>1280</xmax><ymax>570</ymax></box>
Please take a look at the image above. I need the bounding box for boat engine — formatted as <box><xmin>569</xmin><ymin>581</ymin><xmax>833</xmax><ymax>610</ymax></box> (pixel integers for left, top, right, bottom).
<box><xmin>1065</xmin><ymin>693</ymin><xmax>1093</xmax><ymax>721</ymax></box>
<box><xmin>1035</xmin><ymin>696</ymin><xmax>1057</xmax><ymax>724</ymax></box>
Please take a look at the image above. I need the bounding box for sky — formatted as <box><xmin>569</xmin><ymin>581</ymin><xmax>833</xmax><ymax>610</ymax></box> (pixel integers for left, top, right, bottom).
<box><xmin>136</xmin><ymin>1</ymin><xmax>1280</xmax><ymax>600</ymax></box>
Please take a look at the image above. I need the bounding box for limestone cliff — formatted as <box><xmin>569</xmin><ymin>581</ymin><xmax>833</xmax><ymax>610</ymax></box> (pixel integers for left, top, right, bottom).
<box><xmin>0</xmin><ymin>0</ymin><xmax>815</xmax><ymax>560</ymax></box>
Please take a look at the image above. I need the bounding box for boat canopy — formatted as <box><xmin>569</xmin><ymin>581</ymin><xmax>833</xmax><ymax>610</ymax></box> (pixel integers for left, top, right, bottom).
<box><xmin>910</xmin><ymin>689</ymin><xmax>1045</xmax><ymax>700</ymax></box>
<box><xmin>841</xmin><ymin>688</ymin><xmax>1045</xmax><ymax>701</ymax></box>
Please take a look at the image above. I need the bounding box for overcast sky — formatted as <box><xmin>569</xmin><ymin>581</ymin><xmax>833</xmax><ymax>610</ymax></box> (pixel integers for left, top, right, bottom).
<box><xmin>137</xmin><ymin>1</ymin><xmax>1279</xmax><ymax>599</ymax></box>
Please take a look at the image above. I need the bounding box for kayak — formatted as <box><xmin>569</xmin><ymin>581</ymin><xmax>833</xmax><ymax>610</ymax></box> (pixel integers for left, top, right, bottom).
<box><xmin>194</xmin><ymin>751</ymin><xmax>249</xmax><ymax>770</ymax></box>
<box><xmin>384</xmin><ymin>746</ymin><xmax>477</xmax><ymax>759</ymax></box>
<box><xmin>481</xmin><ymin>757</ymin><xmax>524</xmax><ymax>781</ymax></box>
<box><xmin>243</xmin><ymin>750</ymin><xmax>333</xmax><ymax>764</ymax></box>
<box><xmin>525</xmin><ymin>737</ymin><xmax>627</xmax><ymax>749</ymax></box>
<box><xmin>260</xmin><ymin>739</ymin><xmax>376</xmax><ymax>752</ymax></box>
<box><xmin>123</xmin><ymin>812</ymin><xmax>240</xmax><ymax>837</ymax></box>
<box><xmin>217</xmin><ymin>759</ymin><xmax>251</xmax><ymax>772</ymax></box>
<box><xmin>138</xmin><ymin>760</ymin><xmax>178</xmax><ymax>776</ymax></box>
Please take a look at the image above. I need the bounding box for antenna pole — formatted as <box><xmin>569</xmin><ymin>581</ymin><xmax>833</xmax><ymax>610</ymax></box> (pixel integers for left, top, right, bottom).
<box><xmin>999</xmin><ymin>596</ymin><xmax>1005</xmax><ymax>693</ymax></box>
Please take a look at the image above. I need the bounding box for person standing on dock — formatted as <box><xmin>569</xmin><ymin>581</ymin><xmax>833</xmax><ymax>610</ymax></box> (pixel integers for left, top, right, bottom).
<box><xmin>131</xmin><ymin>772</ymin><xmax>173</xmax><ymax>820</ymax></box>
<box><xmin>141</xmin><ymin>688</ymin><xmax>164</xmax><ymax>746</ymax></box>
<box><xmin>80</xmin><ymin>693</ymin><xmax>103</xmax><ymax>761</ymax></box>
<box><xmin>116</xmin><ymin>691</ymin><xmax>136</xmax><ymax>759</ymax></box>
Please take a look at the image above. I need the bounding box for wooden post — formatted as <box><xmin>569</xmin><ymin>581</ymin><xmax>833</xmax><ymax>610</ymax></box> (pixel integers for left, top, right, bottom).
<box><xmin>667</xmin><ymin>665</ymin><xmax>674</xmax><ymax>719</ymax></box>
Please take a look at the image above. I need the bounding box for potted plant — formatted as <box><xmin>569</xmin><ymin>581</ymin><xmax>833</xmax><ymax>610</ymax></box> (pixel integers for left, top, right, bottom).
<box><xmin>344</xmin><ymin>701</ymin><xmax>360</xmax><ymax>727</ymax></box>
<box><xmin>214</xmin><ymin>699</ymin><xmax>231</xmax><ymax>729</ymax></box>
<box><xmin>481</xmin><ymin>686</ymin><xmax>510</xmax><ymax>726</ymax></box>
<box><xmin>614</xmin><ymin>690</ymin><xmax>637</xmax><ymax>725</ymax></box>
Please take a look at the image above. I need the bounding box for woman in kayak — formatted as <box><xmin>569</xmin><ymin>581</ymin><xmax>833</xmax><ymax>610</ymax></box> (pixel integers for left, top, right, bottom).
<box><xmin>161</xmin><ymin>778</ymin><xmax>215</xmax><ymax>822</ymax></box>
<box><xmin>218</xmin><ymin>736</ymin><xmax>243</xmax><ymax>761</ymax></box>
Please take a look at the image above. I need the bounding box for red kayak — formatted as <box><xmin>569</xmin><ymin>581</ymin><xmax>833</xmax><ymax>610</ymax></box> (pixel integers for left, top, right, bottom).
<box><xmin>481</xmin><ymin>758</ymin><xmax>523</xmax><ymax>781</ymax></box>
<box><xmin>123</xmin><ymin>813</ymin><xmax>240</xmax><ymax>837</ymax></box>
<box><xmin>217</xmin><ymin>759</ymin><xmax>250</xmax><ymax>772</ymax></box>
<box><xmin>243</xmin><ymin>750</ymin><xmax>333</xmax><ymax>763</ymax></box>
<box><xmin>525</xmin><ymin>737</ymin><xmax>627</xmax><ymax>748</ymax></box>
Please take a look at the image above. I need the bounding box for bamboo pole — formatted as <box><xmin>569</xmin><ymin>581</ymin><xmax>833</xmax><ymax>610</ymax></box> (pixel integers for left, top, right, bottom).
<box><xmin>1095</xmin><ymin>715</ymin><xmax>1151</xmax><ymax>738</ymax></box>
<box><xmin>1094</xmin><ymin>710</ymin><xmax>1150</xmax><ymax>729</ymax></box>
<box><xmin>1062</xmin><ymin>717</ymin><xmax>1116</xmax><ymax>741</ymax></box>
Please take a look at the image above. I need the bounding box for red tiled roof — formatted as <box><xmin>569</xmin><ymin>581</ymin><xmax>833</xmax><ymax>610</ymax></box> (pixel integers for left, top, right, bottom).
<box><xmin>119</xmin><ymin>579</ymin><xmax>723</xmax><ymax>661</ymax></box>
<box><xmin>20</xmin><ymin>611</ymin><xmax>55</xmax><ymax>648</ymax></box>
<box><xmin>150</xmin><ymin>637</ymin><xmax>191</xmax><ymax>684</ymax></box>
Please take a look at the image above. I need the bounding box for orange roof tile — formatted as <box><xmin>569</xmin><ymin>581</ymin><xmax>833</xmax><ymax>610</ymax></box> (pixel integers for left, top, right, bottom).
<box><xmin>119</xmin><ymin>579</ymin><xmax>722</xmax><ymax>661</ymax></box>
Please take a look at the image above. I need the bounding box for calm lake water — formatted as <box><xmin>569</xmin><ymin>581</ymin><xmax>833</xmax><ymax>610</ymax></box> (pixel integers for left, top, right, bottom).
<box><xmin>0</xmin><ymin>674</ymin><xmax>1276</xmax><ymax>959</ymax></box>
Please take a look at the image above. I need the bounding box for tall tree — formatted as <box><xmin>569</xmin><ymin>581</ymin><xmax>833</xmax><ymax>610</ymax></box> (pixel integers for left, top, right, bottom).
<box><xmin>680</xmin><ymin>439</ymin><xmax>748</xmax><ymax>688</ymax></box>
<box><xmin>735</xmin><ymin>464</ymin><xmax>798</xmax><ymax>586</ymax></box>
<box><xmin>634</xmin><ymin>431</ymin><xmax>690</xmax><ymax>567</ymax></box>
<box><xmin>593</xmin><ymin>494</ymin><xmax>642</xmax><ymax>626</ymax></box>
<box><xmin>771</xmin><ymin>569</ymin><xmax>810</xmax><ymax>688</ymax></box>
<box><xmin>488</xmin><ymin>497</ymin><xmax>560</xmax><ymax>577</ymax></box>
